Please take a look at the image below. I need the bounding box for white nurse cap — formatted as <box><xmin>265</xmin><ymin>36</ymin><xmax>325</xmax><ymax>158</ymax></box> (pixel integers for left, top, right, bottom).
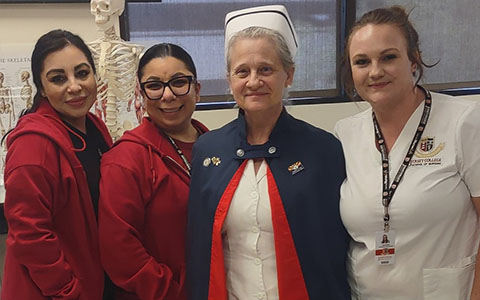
<box><xmin>224</xmin><ymin>5</ymin><xmax>298</xmax><ymax>58</ymax></box>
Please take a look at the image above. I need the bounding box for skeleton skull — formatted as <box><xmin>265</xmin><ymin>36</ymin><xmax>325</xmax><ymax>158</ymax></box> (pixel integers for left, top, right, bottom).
<box><xmin>90</xmin><ymin>0</ymin><xmax>125</xmax><ymax>30</ymax></box>
<box><xmin>21</xmin><ymin>71</ymin><xmax>30</xmax><ymax>82</ymax></box>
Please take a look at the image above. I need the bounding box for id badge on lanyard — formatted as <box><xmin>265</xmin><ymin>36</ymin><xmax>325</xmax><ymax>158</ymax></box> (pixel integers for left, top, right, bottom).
<box><xmin>372</xmin><ymin>87</ymin><xmax>431</xmax><ymax>266</ymax></box>
<box><xmin>375</xmin><ymin>230</ymin><xmax>396</xmax><ymax>265</ymax></box>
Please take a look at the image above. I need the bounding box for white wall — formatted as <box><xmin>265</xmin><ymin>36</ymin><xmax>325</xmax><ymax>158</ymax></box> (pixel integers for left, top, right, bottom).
<box><xmin>193</xmin><ymin>101</ymin><xmax>372</xmax><ymax>133</ymax></box>
<box><xmin>194</xmin><ymin>94</ymin><xmax>480</xmax><ymax>132</ymax></box>
<box><xmin>0</xmin><ymin>3</ymin><xmax>111</xmax><ymax>43</ymax></box>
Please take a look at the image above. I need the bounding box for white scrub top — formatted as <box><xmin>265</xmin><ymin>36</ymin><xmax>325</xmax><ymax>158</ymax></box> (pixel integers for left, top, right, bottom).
<box><xmin>335</xmin><ymin>92</ymin><xmax>480</xmax><ymax>300</ymax></box>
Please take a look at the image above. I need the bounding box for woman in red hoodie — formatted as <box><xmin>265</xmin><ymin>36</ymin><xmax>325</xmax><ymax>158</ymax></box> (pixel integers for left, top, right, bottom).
<box><xmin>1</xmin><ymin>29</ymin><xmax>113</xmax><ymax>299</ymax></box>
<box><xmin>98</xmin><ymin>43</ymin><xmax>208</xmax><ymax>300</ymax></box>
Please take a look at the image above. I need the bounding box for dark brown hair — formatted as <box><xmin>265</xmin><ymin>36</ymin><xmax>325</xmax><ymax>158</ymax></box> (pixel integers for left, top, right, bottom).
<box><xmin>1</xmin><ymin>29</ymin><xmax>96</xmax><ymax>145</ymax></box>
<box><xmin>137</xmin><ymin>43</ymin><xmax>197</xmax><ymax>82</ymax></box>
<box><xmin>28</xmin><ymin>29</ymin><xmax>96</xmax><ymax>115</ymax></box>
<box><xmin>341</xmin><ymin>6</ymin><xmax>434</xmax><ymax>100</ymax></box>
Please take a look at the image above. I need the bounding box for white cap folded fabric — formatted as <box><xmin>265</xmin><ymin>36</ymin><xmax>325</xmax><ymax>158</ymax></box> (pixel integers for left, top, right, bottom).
<box><xmin>224</xmin><ymin>5</ymin><xmax>298</xmax><ymax>58</ymax></box>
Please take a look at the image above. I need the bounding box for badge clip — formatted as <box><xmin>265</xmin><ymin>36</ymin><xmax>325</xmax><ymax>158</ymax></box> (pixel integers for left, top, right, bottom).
<box><xmin>211</xmin><ymin>156</ymin><xmax>221</xmax><ymax>166</ymax></box>
<box><xmin>288</xmin><ymin>161</ymin><xmax>304</xmax><ymax>175</ymax></box>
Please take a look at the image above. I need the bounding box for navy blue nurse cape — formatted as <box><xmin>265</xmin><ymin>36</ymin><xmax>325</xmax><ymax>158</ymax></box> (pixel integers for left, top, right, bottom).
<box><xmin>187</xmin><ymin>109</ymin><xmax>350</xmax><ymax>300</ymax></box>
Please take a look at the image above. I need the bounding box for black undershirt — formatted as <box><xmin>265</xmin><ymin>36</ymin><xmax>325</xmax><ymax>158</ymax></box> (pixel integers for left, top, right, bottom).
<box><xmin>65</xmin><ymin>118</ymin><xmax>109</xmax><ymax>217</ymax></box>
<box><xmin>65</xmin><ymin>119</ymin><xmax>115</xmax><ymax>299</ymax></box>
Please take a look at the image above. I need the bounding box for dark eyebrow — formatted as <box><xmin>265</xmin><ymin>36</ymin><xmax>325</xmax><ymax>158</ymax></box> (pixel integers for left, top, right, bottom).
<box><xmin>351</xmin><ymin>48</ymin><xmax>400</xmax><ymax>60</ymax></box>
<box><xmin>74</xmin><ymin>63</ymin><xmax>91</xmax><ymax>71</ymax></box>
<box><xmin>144</xmin><ymin>76</ymin><xmax>161</xmax><ymax>82</ymax></box>
<box><xmin>45</xmin><ymin>63</ymin><xmax>91</xmax><ymax>77</ymax></box>
<box><xmin>171</xmin><ymin>72</ymin><xmax>188</xmax><ymax>78</ymax></box>
<box><xmin>45</xmin><ymin>69</ymin><xmax>65</xmax><ymax>77</ymax></box>
<box><xmin>144</xmin><ymin>72</ymin><xmax>190</xmax><ymax>82</ymax></box>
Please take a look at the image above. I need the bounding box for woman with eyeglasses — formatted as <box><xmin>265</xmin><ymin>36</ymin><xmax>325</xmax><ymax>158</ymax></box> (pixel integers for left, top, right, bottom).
<box><xmin>98</xmin><ymin>43</ymin><xmax>208</xmax><ymax>300</ymax></box>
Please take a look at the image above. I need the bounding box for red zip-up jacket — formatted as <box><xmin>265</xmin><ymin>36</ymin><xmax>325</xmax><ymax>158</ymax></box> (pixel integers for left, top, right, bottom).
<box><xmin>98</xmin><ymin>117</ymin><xmax>208</xmax><ymax>300</ymax></box>
<box><xmin>1</xmin><ymin>99</ymin><xmax>113</xmax><ymax>299</ymax></box>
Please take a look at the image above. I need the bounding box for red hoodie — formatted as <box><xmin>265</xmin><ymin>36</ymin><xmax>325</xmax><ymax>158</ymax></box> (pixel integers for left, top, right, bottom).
<box><xmin>98</xmin><ymin>117</ymin><xmax>208</xmax><ymax>300</ymax></box>
<box><xmin>1</xmin><ymin>100</ymin><xmax>112</xmax><ymax>300</ymax></box>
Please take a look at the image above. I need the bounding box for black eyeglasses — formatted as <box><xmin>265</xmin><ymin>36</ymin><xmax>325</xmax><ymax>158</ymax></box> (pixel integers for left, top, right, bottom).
<box><xmin>140</xmin><ymin>75</ymin><xmax>196</xmax><ymax>100</ymax></box>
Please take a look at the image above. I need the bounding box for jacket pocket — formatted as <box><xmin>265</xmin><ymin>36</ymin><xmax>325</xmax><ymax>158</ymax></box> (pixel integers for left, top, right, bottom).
<box><xmin>423</xmin><ymin>254</ymin><xmax>476</xmax><ymax>300</ymax></box>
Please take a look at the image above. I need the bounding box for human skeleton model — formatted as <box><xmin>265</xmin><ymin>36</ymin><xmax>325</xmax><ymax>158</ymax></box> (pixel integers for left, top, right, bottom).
<box><xmin>0</xmin><ymin>72</ymin><xmax>15</xmax><ymax>138</ymax></box>
<box><xmin>127</xmin><ymin>79</ymin><xmax>145</xmax><ymax>124</ymax></box>
<box><xmin>88</xmin><ymin>0</ymin><xmax>143</xmax><ymax>140</ymax></box>
<box><xmin>20</xmin><ymin>71</ymin><xmax>33</xmax><ymax>109</ymax></box>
